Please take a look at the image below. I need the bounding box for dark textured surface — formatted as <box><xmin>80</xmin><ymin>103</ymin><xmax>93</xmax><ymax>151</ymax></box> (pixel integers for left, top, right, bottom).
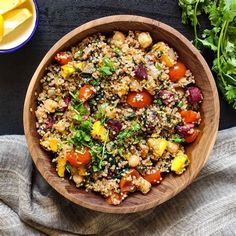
<box><xmin>0</xmin><ymin>0</ymin><xmax>235</xmax><ymax>134</ymax></box>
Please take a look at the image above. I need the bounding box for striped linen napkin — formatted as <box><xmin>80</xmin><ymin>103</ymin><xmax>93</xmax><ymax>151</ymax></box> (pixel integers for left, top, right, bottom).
<box><xmin>0</xmin><ymin>127</ymin><xmax>236</xmax><ymax>235</ymax></box>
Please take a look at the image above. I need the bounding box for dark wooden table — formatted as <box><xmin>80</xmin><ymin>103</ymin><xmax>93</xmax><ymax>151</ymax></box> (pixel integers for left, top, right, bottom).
<box><xmin>0</xmin><ymin>0</ymin><xmax>235</xmax><ymax>134</ymax></box>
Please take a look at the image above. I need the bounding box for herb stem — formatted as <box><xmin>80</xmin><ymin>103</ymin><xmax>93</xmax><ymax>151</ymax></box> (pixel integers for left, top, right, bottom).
<box><xmin>217</xmin><ymin>20</ymin><xmax>228</xmax><ymax>87</ymax></box>
<box><xmin>193</xmin><ymin>0</ymin><xmax>200</xmax><ymax>47</ymax></box>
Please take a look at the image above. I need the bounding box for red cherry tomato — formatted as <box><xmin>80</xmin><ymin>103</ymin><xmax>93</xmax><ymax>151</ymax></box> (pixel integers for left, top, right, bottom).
<box><xmin>55</xmin><ymin>52</ymin><xmax>72</xmax><ymax>65</ymax></box>
<box><xmin>180</xmin><ymin>110</ymin><xmax>200</xmax><ymax>123</ymax></box>
<box><xmin>120</xmin><ymin>169</ymin><xmax>140</xmax><ymax>193</ymax></box>
<box><xmin>185</xmin><ymin>129</ymin><xmax>200</xmax><ymax>143</ymax></box>
<box><xmin>79</xmin><ymin>85</ymin><xmax>95</xmax><ymax>101</ymax></box>
<box><xmin>66</xmin><ymin>150</ymin><xmax>79</xmax><ymax>167</ymax></box>
<box><xmin>106</xmin><ymin>192</ymin><xmax>123</xmax><ymax>205</ymax></box>
<box><xmin>127</xmin><ymin>90</ymin><xmax>153</xmax><ymax>108</ymax></box>
<box><xmin>169</xmin><ymin>62</ymin><xmax>187</xmax><ymax>82</ymax></box>
<box><xmin>77</xmin><ymin>147</ymin><xmax>92</xmax><ymax>165</ymax></box>
<box><xmin>143</xmin><ymin>168</ymin><xmax>161</xmax><ymax>185</ymax></box>
<box><xmin>66</xmin><ymin>148</ymin><xmax>91</xmax><ymax>167</ymax></box>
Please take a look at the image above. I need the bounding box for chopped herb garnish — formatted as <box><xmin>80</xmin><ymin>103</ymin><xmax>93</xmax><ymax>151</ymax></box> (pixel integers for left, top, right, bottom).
<box><xmin>72</xmin><ymin>114</ymin><xmax>83</xmax><ymax>122</ymax></box>
<box><xmin>95</xmin><ymin>103</ymin><xmax>108</xmax><ymax>124</ymax></box>
<box><xmin>99</xmin><ymin>56</ymin><xmax>115</xmax><ymax>76</ymax></box>
<box><xmin>177</xmin><ymin>101</ymin><xmax>184</xmax><ymax>107</ymax></box>
<box><xmin>114</xmin><ymin>47</ymin><xmax>122</xmax><ymax>56</ymax></box>
<box><xmin>154</xmin><ymin>98</ymin><xmax>163</xmax><ymax>105</ymax></box>
<box><xmin>65</xmin><ymin>163</ymin><xmax>71</xmax><ymax>173</ymax></box>
<box><xmin>170</xmin><ymin>134</ymin><xmax>185</xmax><ymax>143</ymax></box>
<box><xmin>155</xmin><ymin>62</ymin><xmax>162</xmax><ymax>70</ymax></box>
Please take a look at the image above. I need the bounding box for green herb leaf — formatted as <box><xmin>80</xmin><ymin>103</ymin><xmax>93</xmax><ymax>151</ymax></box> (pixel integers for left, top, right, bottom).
<box><xmin>99</xmin><ymin>56</ymin><xmax>115</xmax><ymax>76</ymax></box>
<box><xmin>170</xmin><ymin>134</ymin><xmax>185</xmax><ymax>143</ymax></box>
<box><xmin>114</xmin><ymin>47</ymin><xmax>122</xmax><ymax>56</ymax></box>
<box><xmin>65</xmin><ymin>163</ymin><xmax>71</xmax><ymax>173</ymax></box>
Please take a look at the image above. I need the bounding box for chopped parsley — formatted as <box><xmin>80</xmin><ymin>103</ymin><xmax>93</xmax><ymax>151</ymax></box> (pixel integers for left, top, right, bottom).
<box><xmin>99</xmin><ymin>56</ymin><xmax>115</xmax><ymax>76</ymax></box>
<box><xmin>170</xmin><ymin>134</ymin><xmax>185</xmax><ymax>143</ymax></box>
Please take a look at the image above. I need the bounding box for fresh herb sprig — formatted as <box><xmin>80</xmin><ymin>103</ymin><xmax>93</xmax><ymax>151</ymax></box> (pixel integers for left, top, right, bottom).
<box><xmin>178</xmin><ymin>0</ymin><xmax>236</xmax><ymax>108</ymax></box>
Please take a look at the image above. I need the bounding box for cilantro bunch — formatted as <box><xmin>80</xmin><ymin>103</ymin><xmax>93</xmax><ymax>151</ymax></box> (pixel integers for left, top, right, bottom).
<box><xmin>178</xmin><ymin>0</ymin><xmax>236</xmax><ymax>108</ymax></box>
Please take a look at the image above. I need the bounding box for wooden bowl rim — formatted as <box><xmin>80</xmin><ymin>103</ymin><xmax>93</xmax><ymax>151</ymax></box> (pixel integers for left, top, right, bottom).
<box><xmin>23</xmin><ymin>15</ymin><xmax>220</xmax><ymax>213</ymax></box>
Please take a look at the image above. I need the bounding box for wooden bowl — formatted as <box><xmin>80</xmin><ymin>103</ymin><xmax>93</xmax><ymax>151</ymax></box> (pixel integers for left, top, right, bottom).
<box><xmin>23</xmin><ymin>15</ymin><xmax>220</xmax><ymax>213</ymax></box>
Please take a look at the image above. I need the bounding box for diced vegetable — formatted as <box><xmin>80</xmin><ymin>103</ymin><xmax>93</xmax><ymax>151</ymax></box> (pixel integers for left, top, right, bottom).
<box><xmin>40</xmin><ymin>137</ymin><xmax>59</xmax><ymax>152</ymax></box>
<box><xmin>143</xmin><ymin>168</ymin><xmax>161</xmax><ymax>185</ymax></box>
<box><xmin>180</xmin><ymin>110</ymin><xmax>200</xmax><ymax>123</ymax></box>
<box><xmin>57</xmin><ymin>156</ymin><xmax>66</xmax><ymax>177</ymax></box>
<box><xmin>134</xmin><ymin>64</ymin><xmax>148</xmax><ymax>80</ymax></box>
<box><xmin>120</xmin><ymin>169</ymin><xmax>140</xmax><ymax>193</ymax></box>
<box><xmin>61</xmin><ymin>64</ymin><xmax>76</xmax><ymax>79</ymax></box>
<box><xmin>106</xmin><ymin>192</ymin><xmax>123</xmax><ymax>205</ymax></box>
<box><xmin>91</xmin><ymin>121</ymin><xmax>109</xmax><ymax>142</ymax></box>
<box><xmin>147</xmin><ymin>138</ymin><xmax>168</xmax><ymax>159</ymax></box>
<box><xmin>186</xmin><ymin>86</ymin><xmax>203</xmax><ymax>104</ymax></box>
<box><xmin>79</xmin><ymin>84</ymin><xmax>95</xmax><ymax>101</ymax></box>
<box><xmin>177</xmin><ymin>123</ymin><xmax>195</xmax><ymax>138</ymax></box>
<box><xmin>185</xmin><ymin>129</ymin><xmax>200</xmax><ymax>143</ymax></box>
<box><xmin>171</xmin><ymin>151</ymin><xmax>190</xmax><ymax>175</ymax></box>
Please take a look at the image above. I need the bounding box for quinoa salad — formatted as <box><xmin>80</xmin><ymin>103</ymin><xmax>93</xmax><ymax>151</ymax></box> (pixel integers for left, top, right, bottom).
<box><xmin>35</xmin><ymin>31</ymin><xmax>203</xmax><ymax>205</ymax></box>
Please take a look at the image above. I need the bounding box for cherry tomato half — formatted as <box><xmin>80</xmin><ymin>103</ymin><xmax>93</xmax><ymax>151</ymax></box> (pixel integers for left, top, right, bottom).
<box><xmin>143</xmin><ymin>168</ymin><xmax>161</xmax><ymax>185</ymax></box>
<box><xmin>169</xmin><ymin>61</ymin><xmax>187</xmax><ymax>82</ymax></box>
<box><xmin>79</xmin><ymin>85</ymin><xmax>95</xmax><ymax>101</ymax></box>
<box><xmin>77</xmin><ymin>147</ymin><xmax>92</xmax><ymax>165</ymax></box>
<box><xmin>185</xmin><ymin>129</ymin><xmax>200</xmax><ymax>143</ymax></box>
<box><xmin>180</xmin><ymin>110</ymin><xmax>200</xmax><ymax>123</ymax></box>
<box><xmin>55</xmin><ymin>52</ymin><xmax>72</xmax><ymax>65</ymax></box>
<box><xmin>66</xmin><ymin>150</ymin><xmax>79</xmax><ymax>167</ymax></box>
<box><xmin>66</xmin><ymin>148</ymin><xmax>91</xmax><ymax>167</ymax></box>
<box><xmin>127</xmin><ymin>90</ymin><xmax>153</xmax><ymax>108</ymax></box>
<box><xmin>120</xmin><ymin>169</ymin><xmax>140</xmax><ymax>193</ymax></box>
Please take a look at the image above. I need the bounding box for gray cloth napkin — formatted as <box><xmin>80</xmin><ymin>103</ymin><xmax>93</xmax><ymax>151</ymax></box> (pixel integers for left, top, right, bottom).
<box><xmin>0</xmin><ymin>127</ymin><xmax>236</xmax><ymax>236</ymax></box>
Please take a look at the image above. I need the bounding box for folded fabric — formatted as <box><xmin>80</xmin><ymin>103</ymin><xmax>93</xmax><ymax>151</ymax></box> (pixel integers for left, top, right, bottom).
<box><xmin>0</xmin><ymin>127</ymin><xmax>236</xmax><ymax>236</ymax></box>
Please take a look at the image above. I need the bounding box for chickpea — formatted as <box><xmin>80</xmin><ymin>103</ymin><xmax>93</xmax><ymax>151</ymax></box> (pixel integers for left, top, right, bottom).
<box><xmin>44</xmin><ymin>99</ymin><xmax>58</xmax><ymax>113</ymax></box>
<box><xmin>73</xmin><ymin>175</ymin><xmax>84</xmax><ymax>187</ymax></box>
<box><xmin>138</xmin><ymin>32</ymin><xmax>153</xmax><ymax>48</ymax></box>
<box><xmin>167</xmin><ymin>142</ymin><xmax>179</xmax><ymax>154</ymax></box>
<box><xmin>53</xmin><ymin>120</ymin><xmax>66</xmax><ymax>133</ymax></box>
<box><xmin>128</xmin><ymin>155</ymin><xmax>140</xmax><ymax>167</ymax></box>
<box><xmin>112</xmin><ymin>31</ymin><xmax>126</xmax><ymax>43</ymax></box>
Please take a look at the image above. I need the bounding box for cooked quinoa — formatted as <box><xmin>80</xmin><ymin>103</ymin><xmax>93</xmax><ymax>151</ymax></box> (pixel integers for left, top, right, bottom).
<box><xmin>35</xmin><ymin>31</ymin><xmax>203</xmax><ymax>205</ymax></box>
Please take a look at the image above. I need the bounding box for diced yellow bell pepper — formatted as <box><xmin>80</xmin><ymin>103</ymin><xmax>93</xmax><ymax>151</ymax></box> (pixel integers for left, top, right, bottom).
<box><xmin>57</xmin><ymin>156</ymin><xmax>66</xmax><ymax>177</ymax></box>
<box><xmin>152</xmin><ymin>42</ymin><xmax>166</xmax><ymax>52</ymax></box>
<box><xmin>152</xmin><ymin>42</ymin><xmax>174</xmax><ymax>67</ymax></box>
<box><xmin>160</xmin><ymin>54</ymin><xmax>175</xmax><ymax>67</ymax></box>
<box><xmin>61</xmin><ymin>64</ymin><xmax>75</xmax><ymax>79</ymax></box>
<box><xmin>91</xmin><ymin>121</ymin><xmax>109</xmax><ymax>142</ymax></box>
<box><xmin>78</xmin><ymin>166</ymin><xmax>87</xmax><ymax>176</ymax></box>
<box><xmin>74</xmin><ymin>61</ymin><xmax>86</xmax><ymax>71</ymax></box>
<box><xmin>40</xmin><ymin>138</ymin><xmax>58</xmax><ymax>152</ymax></box>
<box><xmin>171</xmin><ymin>151</ymin><xmax>190</xmax><ymax>175</ymax></box>
<box><xmin>147</xmin><ymin>138</ymin><xmax>168</xmax><ymax>159</ymax></box>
